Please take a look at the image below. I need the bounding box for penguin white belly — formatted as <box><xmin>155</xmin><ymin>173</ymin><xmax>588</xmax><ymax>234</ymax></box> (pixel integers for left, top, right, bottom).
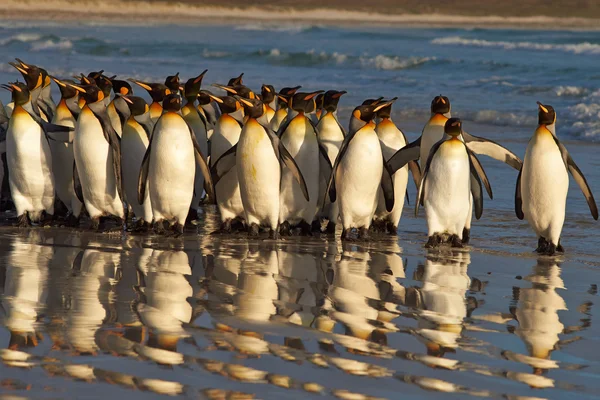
<box><xmin>50</xmin><ymin>103</ymin><xmax>82</xmax><ymax>216</ymax></box>
<box><xmin>211</xmin><ymin>115</ymin><xmax>243</xmax><ymax>221</ymax></box>
<box><xmin>420</xmin><ymin>118</ymin><xmax>447</xmax><ymax>164</ymax></box>
<box><xmin>279</xmin><ymin>115</ymin><xmax>319</xmax><ymax>225</ymax></box>
<box><xmin>237</xmin><ymin>119</ymin><xmax>280</xmax><ymax>229</ymax></box>
<box><xmin>270</xmin><ymin>109</ymin><xmax>287</xmax><ymax>132</ymax></box>
<box><xmin>121</xmin><ymin>119</ymin><xmax>152</xmax><ymax>222</ymax></box>
<box><xmin>5</xmin><ymin>103</ymin><xmax>14</xmax><ymax>119</ymax></box>
<box><xmin>149</xmin><ymin>113</ymin><xmax>195</xmax><ymax>224</ymax></box>
<box><xmin>423</xmin><ymin>140</ymin><xmax>470</xmax><ymax>238</ymax></box>
<box><xmin>375</xmin><ymin>120</ymin><xmax>408</xmax><ymax>228</ymax></box>
<box><xmin>182</xmin><ymin>105</ymin><xmax>208</xmax><ymax>210</ymax></box>
<box><xmin>316</xmin><ymin>114</ymin><xmax>344</xmax><ymax>222</ymax></box>
<box><xmin>74</xmin><ymin>107</ymin><xmax>123</xmax><ymax>219</ymax></box>
<box><xmin>521</xmin><ymin>131</ymin><xmax>568</xmax><ymax>244</ymax></box>
<box><xmin>7</xmin><ymin>107</ymin><xmax>55</xmax><ymax>220</ymax></box>
<box><xmin>337</xmin><ymin>127</ymin><xmax>383</xmax><ymax>229</ymax></box>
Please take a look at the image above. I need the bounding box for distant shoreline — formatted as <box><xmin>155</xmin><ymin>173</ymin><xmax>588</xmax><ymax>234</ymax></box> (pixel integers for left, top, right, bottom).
<box><xmin>2</xmin><ymin>0</ymin><xmax>600</xmax><ymax>30</ymax></box>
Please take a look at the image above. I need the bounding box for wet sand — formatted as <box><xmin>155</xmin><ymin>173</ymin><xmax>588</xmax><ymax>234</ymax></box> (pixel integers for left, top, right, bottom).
<box><xmin>2</xmin><ymin>0</ymin><xmax>600</xmax><ymax>29</ymax></box>
<box><xmin>0</xmin><ymin>206</ymin><xmax>599</xmax><ymax>399</ymax></box>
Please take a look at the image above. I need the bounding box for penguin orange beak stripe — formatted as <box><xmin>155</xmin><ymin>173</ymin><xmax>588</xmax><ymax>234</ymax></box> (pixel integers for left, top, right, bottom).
<box><xmin>50</xmin><ymin>76</ymin><xmax>66</xmax><ymax>87</ymax></box>
<box><xmin>303</xmin><ymin>90</ymin><xmax>324</xmax><ymax>101</ymax></box>
<box><xmin>0</xmin><ymin>84</ymin><xmax>14</xmax><ymax>92</ymax></box>
<box><xmin>373</xmin><ymin>97</ymin><xmax>398</xmax><ymax>112</ymax></box>
<box><xmin>537</xmin><ymin>101</ymin><xmax>548</xmax><ymax>113</ymax></box>
<box><xmin>263</xmin><ymin>85</ymin><xmax>271</xmax><ymax>92</ymax></box>
<box><xmin>277</xmin><ymin>95</ymin><xmax>288</xmax><ymax>103</ymax></box>
<box><xmin>212</xmin><ymin>83</ymin><xmax>238</xmax><ymax>95</ymax></box>
<box><xmin>194</xmin><ymin>69</ymin><xmax>208</xmax><ymax>84</ymax></box>
<box><xmin>8</xmin><ymin>62</ymin><xmax>28</xmax><ymax>75</ymax></box>
<box><xmin>332</xmin><ymin>91</ymin><xmax>347</xmax><ymax>99</ymax></box>
<box><xmin>121</xmin><ymin>96</ymin><xmax>133</xmax><ymax>104</ymax></box>
<box><xmin>128</xmin><ymin>79</ymin><xmax>152</xmax><ymax>91</ymax></box>
<box><xmin>207</xmin><ymin>94</ymin><xmax>223</xmax><ymax>104</ymax></box>
<box><xmin>238</xmin><ymin>98</ymin><xmax>253</xmax><ymax>107</ymax></box>
<box><xmin>66</xmin><ymin>83</ymin><xmax>87</xmax><ymax>93</ymax></box>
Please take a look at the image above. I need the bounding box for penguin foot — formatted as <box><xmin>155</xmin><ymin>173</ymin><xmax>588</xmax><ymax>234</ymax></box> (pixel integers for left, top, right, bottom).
<box><xmin>66</xmin><ymin>213</ymin><xmax>80</xmax><ymax>228</ymax></box>
<box><xmin>269</xmin><ymin>228</ymin><xmax>280</xmax><ymax>240</ymax></box>
<box><xmin>133</xmin><ymin>219</ymin><xmax>150</xmax><ymax>233</ymax></box>
<box><xmin>231</xmin><ymin>217</ymin><xmax>246</xmax><ymax>233</ymax></box>
<box><xmin>40</xmin><ymin>211</ymin><xmax>54</xmax><ymax>227</ymax></box>
<box><xmin>450</xmin><ymin>234</ymin><xmax>463</xmax><ymax>248</ymax></box>
<box><xmin>535</xmin><ymin>237</ymin><xmax>549</xmax><ymax>253</ymax></box>
<box><xmin>172</xmin><ymin>223</ymin><xmax>184</xmax><ymax>236</ymax></box>
<box><xmin>358</xmin><ymin>227</ymin><xmax>370</xmax><ymax>241</ymax></box>
<box><xmin>15</xmin><ymin>213</ymin><xmax>30</xmax><ymax>228</ymax></box>
<box><xmin>425</xmin><ymin>234</ymin><xmax>442</xmax><ymax>249</ymax></box>
<box><xmin>386</xmin><ymin>222</ymin><xmax>398</xmax><ymax>235</ymax></box>
<box><xmin>279</xmin><ymin>221</ymin><xmax>293</xmax><ymax>236</ymax></box>
<box><xmin>311</xmin><ymin>219</ymin><xmax>323</xmax><ymax>233</ymax></box>
<box><xmin>326</xmin><ymin>221</ymin><xmax>336</xmax><ymax>234</ymax></box>
<box><xmin>341</xmin><ymin>228</ymin><xmax>353</xmax><ymax>241</ymax></box>
<box><xmin>370</xmin><ymin>219</ymin><xmax>384</xmax><ymax>233</ymax></box>
<box><xmin>544</xmin><ymin>242</ymin><xmax>557</xmax><ymax>256</ymax></box>
<box><xmin>462</xmin><ymin>228</ymin><xmax>471</xmax><ymax>244</ymax></box>
<box><xmin>103</xmin><ymin>218</ymin><xmax>125</xmax><ymax>233</ymax></box>
<box><xmin>297</xmin><ymin>220</ymin><xmax>313</xmax><ymax>236</ymax></box>
<box><xmin>220</xmin><ymin>219</ymin><xmax>232</xmax><ymax>234</ymax></box>
<box><xmin>248</xmin><ymin>223</ymin><xmax>260</xmax><ymax>237</ymax></box>
<box><xmin>154</xmin><ymin>220</ymin><xmax>167</xmax><ymax>235</ymax></box>
<box><xmin>185</xmin><ymin>208</ymin><xmax>199</xmax><ymax>227</ymax></box>
<box><xmin>557</xmin><ymin>241</ymin><xmax>565</xmax><ymax>253</ymax></box>
<box><xmin>90</xmin><ymin>216</ymin><xmax>101</xmax><ymax>231</ymax></box>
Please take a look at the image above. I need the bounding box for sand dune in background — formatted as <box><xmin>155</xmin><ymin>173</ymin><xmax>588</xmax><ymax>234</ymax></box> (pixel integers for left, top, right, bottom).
<box><xmin>1</xmin><ymin>0</ymin><xmax>600</xmax><ymax>29</ymax></box>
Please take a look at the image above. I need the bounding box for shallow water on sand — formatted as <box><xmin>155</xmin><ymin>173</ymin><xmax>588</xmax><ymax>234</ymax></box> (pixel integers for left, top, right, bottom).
<box><xmin>1</xmin><ymin>207</ymin><xmax>599</xmax><ymax>399</ymax></box>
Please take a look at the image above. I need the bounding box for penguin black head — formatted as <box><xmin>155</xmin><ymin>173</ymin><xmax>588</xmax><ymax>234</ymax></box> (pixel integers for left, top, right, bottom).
<box><xmin>9</xmin><ymin>59</ymin><xmax>43</xmax><ymax>91</ymax></box>
<box><xmin>1</xmin><ymin>82</ymin><xmax>30</xmax><ymax>106</ymax></box>
<box><xmin>212</xmin><ymin>83</ymin><xmax>255</xmax><ymax>100</ymax></box>
<box><xmin>431</xmin><ymin>95</ymin><xmax>450</xmax><ymax>114</ymax></box>
<box><xmin>237</xmin><ymin>96</ymin><xmax>265</xmax><ymax>120</ymax></box>
<box><xmin>315</xmin><ymin>93</ymin><xmax>324</xmax><ymax>110</ymax></box>
<box><xmin>122</xmin><ymin>95</ymin><xmax>149</xmax><ymax>116</ymax></box>
<box><xmin>289</xmin><ymin>90</ymin><xmax>324</xmax><ymax>113</ymax></box>
<box><xmin>375</xmin><ymin>98</ymin><xmax>397</xmax><ymax>119</ymax></box>
<box><xmin>444</xmin><ymin>118</ymin><xmax>462</xmax><ymax>137</ymax></box>
<box><xmin>40</xmin><ymin>68</ymin><xmax>52</xmax><ymax>89</ymax></box>
<box><xmin>165</xmin><ymin>72</ymin><xmax>180</xmax><ymax>93</ymax></box>
<box><xmin>183</xmin><ymin>70</ymin><xmax>208</xmax><ymax>101</ymax></box>
<box><xmin>277</xmin><ymin>86</ymin><xmax>301</xmax><ymax>109</ymax></box>
<box><xmin>261</xmin><ymin>84</ymin><xmax>276</xmax><ymax>104</ymax></box>
<box><xmin>111</xmin><ymin>79</ymin><xmax>133</xmax><ymax>96</ymax></box>
<box><xmin>87</xmin><ymin>70</ymin><xmax>104</xmax><ymax>81</ymax></box>
<box><xmin>76</xmin><ymin>74</ymin><xmax>95</xmax><ymax>85</ymax></box>
<box><xmin>537</xmin><ymin>101</ymin><xmax>556</xmax><ymax>125</ymax></box>
<box><xmin>350</xmin><ymin>98</ymin><xmax>397</xmax><ymax>133</ymax></box>
<box><xmin>162</xmin><ymin>94</ymin><xmax>181</xmax><ymax>112</ymax></box>
<box><xmin>227</xmin><ymin>73</ymin><xmax>244</xmax><ymax>87</ymax></box>
<box><xmin>50</xmin><ymin>76</ymin><xmax>79</xmax><ymax>99</ymax></box>
<box><xmin>205</xmin><ymin>91</ymin><xmax>241</xmax><ymax>114</ymax></box>
<box><xmin>362</xmin><ymin>97</ymin><xmax>384</xmax><ymax>106</ymax></box>
<box><xmin>197</xmin><ymin>90</ymin><xmax>213</xmax><ymax>106</ymax></box>
<box><xmin>86</xmin><ymin>72</ymin><xmax>112</xmax><ymax>99</ymax></box>
<box><xmin>129</xmin><ymin>80</ymin><xmax>171</xmax><ymax>102</ymax></box>
<box><xmin>323</xmin><ymin>90</ymin><xmax>347</xmax><ymax>112</ymax></box>
<box><xmin>67</xmin><ymin>84</ymin><xmax>105</xmax><ymax>104</ymax></box>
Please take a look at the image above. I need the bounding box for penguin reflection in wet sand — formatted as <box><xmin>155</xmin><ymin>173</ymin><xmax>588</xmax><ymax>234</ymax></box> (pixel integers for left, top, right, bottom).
<box><xmin>138</xmin><ymin>94</ymin><xmax>215</xmax><ymax>235</ymax></box>
<box><xmin>418</xmin><ymin>118</ymin><xmax>492</xmax><ymax>248</ymax></box>
<box><xmin>388</xmin><ymin>95</ymin><xmax>521</xmax><ymax>243</ymax></box>
<box><xmin>326</xmin><ymin>100</ymin><xmax>397</xmax><ymax>241</ymax></box>
<box><xmin>516</xmin><ymin>102</ymin><xmax>598</xmax><ymax>255</ymax></box>
<box><xmin>211</xmin><ymin>97</ymin><xmax>309</xmax><ymax>239</ymax></box>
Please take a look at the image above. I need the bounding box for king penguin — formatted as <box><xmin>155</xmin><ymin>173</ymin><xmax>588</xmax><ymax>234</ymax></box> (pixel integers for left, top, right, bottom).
<box><xmin>49</xmin><ymin>76</ymin><xmax>83</xmax><ymax>224</ymax></box>
<box><xmin>210</xmin><ymin>97</ymin><xmax>309</xmax><ymax>239</ymax></box>
<box><xmin>388</xmin><ymin>95</ymin><xmax>522</xmax><ymax>243</ymax></box>
<box><xmin>260</xmin><ymin>84</ymin><xmax>276</xmax><ymax>123</ymax></box>
<box><xmin>138</xmin><ymin>94</ymin><xmax>214</xmax><ymax>235</ymax></box>
<box><xmin>277</xmin><ymin>90</ymin><xmax>325</xmax><ymax>235</ymax></box>
<box><xmin>2</xmin><ymin>82</ymin><xmax>56</xmax><ymax>226</ymax></box>
<box><xmin>270</xmin><ymin>86</ymin><xmax>301</xmax><ymax>132</ymax></box>
<box><xmin>314</xmin><ymin>90</ymin><xmax>346</xmax><ymax>233</ymax></box>
<box><xmin>121</xmin><ymin>95</ymin><xmax>154</xmax><ymax>230</ymax></box>
<box><xmin>128</xmin><ymin>79</ymin><xmax>171</xmax><ymax>123</ymax></box>
<box><xmin>417</xmin><ymin>118</ymin><xmax>492</xmax><ymax>248</ymax></box>
<box><xmin>107</xmin><ymin>78</ymin><xmax>133</xmax><ymax>137</ymax></box>
<box><xmin>326</xmin><ymin>99</ymin><xmax>396</xmax><ymax>240</ymax></box>
<box><xmin>516</xmin><ymin>102</ymin><xmax>598</xmax><ymax>255</ymax></box>
<box><xmin>181</xmin><ymin>71</ymin><xmax>209</xmax><ymax>219</ymax></box>
<box><xmin>67</xmin><ymin>83</ymin><xmax>125</xmax><ymax>230</ymax></box>
<box><xmin>373</xmin><ymin>100</ymin><xmax>413</xmax><ymax>235</ymax></box>
<box><xmin>206</xmin><ymin>92</ymin><xmax>245</xmax><ymax>232</ymax></box>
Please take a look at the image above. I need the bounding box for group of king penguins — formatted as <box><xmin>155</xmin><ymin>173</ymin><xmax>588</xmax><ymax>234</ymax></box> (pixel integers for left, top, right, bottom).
<box><xmin>0</xmin><ymin>58</ymin><xmax>597</xmax><ymax>255</ymax></box>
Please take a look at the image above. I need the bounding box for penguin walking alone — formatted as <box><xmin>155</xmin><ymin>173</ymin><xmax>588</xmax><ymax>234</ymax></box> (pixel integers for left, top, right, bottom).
<box><xmin>211</xmin><ymin>97</ymin><xmax>309</xmax><ymax>239</ymax></box>
<box><xmin>417</xmin><ymin>118</ymin><xmax>492</xmax><ymax>248</ymax></box>
<box><xmin>516</xmin><ymin>102</ymin><xmax>598</xmax><ymax>255</ymax></box>
<box><xmin>314</xmin><ymin>90</ymin><xmax>346</xmax><ymax>233</ymax></box>
<box><xmin>206</xmin><ymin>93</ymin><xmax>245</xmax><ymax>232</ymax></box>
<box><xmin>138</xmin><ymin>94</ymin><xmax>214</xmax><ymax>235</ymax></box>
<box><xmin>121</xmin><ymin>95</ymin><xmax>154</xmax><ymax>230</ymax></box>
<box><xmin>326</xmin><ymin>100</ymin><xmax>397</xmax><ymax>240</ymax></box>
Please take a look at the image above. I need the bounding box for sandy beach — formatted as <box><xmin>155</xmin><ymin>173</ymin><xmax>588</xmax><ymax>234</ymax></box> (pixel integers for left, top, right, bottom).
<box><xmin>1</xmin><ymin>0</ymin><xmax>600</xmax><ymax>29</ymax></box>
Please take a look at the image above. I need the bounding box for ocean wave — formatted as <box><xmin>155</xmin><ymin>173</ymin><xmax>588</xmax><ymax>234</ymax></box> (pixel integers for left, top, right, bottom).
<box><xmin>554</xmin><ymin>86</ymin><xmax>590</xmax><ymax>97</ymax></box>
<box><xmin>432</xmin><ymin>36</ymin><xmax>600</xmax><ymax>55</ymax></box>
<box><xmin>360</xmin><ymin>55</ymin><xmax>435</xmax><ymax>71</ymax></box>
<box><xmin>254</xmin><ymin>48</ymin><xmax>349</xmax><ymax>66</ymax></box>
<box><xmin>468</xmin><ymin>109</ymin><xmax>536</xmax><ymax>127</ymax></box>
<box><xmin>30</xmin><ymin>39</ymin><xmax>73</xmax><ymax>52</ymax></box>
<box><xmin>234</xmin><ymin>23</ymin><xmax>320</xmax><ymax>34</ymax></box>
<box><xmin>0</xmin><ymin>33</ymin><xmax>47</xmax><ymax>46</ymax></box>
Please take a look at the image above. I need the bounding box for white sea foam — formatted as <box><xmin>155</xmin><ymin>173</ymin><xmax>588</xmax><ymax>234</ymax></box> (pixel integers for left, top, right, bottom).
<box><xmin>361</xmin><ymin>55</ymin><xmax>434</xmax><ymax>71</ymax></box>
<box><xmin>234</xmin><ymin>23</ymin><xmax>316</xmax><ymax>33</ymax></box>
<box><xmin>0</xmin><ymin>33</ymin><xmax>43</xmax><ymax>46</ymax></box>
<box><xmin>470</xmin><ymin>109</ymin><xmax>536</xmax><ymax>127</ymax></box>
<box><xmin>30</xmin><ymin>39</ymin><xmax>73</xmax><ymax>52</ymax></box>
<box><xmin>432</xmin><ymin>36</ymin><xmax>600</xmax><ymax>54</ymax></box>
<box><xmin>554</xmin><ymin>86</ymin><xmax>589</xmax><ymax>97</ymax></box>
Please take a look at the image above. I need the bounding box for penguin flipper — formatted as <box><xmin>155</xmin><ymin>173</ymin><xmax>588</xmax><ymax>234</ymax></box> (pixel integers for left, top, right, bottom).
<box><xmin>138</xmin><ymin>119</ymin><xmax>153</xmax><ymax>141</ymax></box>
<box><xmin>415</xmin><ymin>139</ymin><xmax>444</xmax><ymax>216</ymax></box>
<box><xmin>278</xmin><ymin>141</ymin><xmax>310</xmax><ymax>201</ymax></box>
<box><xmin>73</xmin><ymin>161</ymin><xmax>84</xmax><ymax>203</ymax></box>
<box><xmin>138</xmin><ymin>142</ymin><xmax>152</xmax><ymax>205</ymax></box>
<box><xmin>189</xmin><ymin>125</ymin><xmax>216</xmax><ymax>204</ymax></box>
<box><xmin>405</xmin><ymin>189</ymin><xmax>410</xmax><ymax>205</ymax></box>
<box><xmin>318</xmin><ymin>143</ymin><xmax>333</xmax><ymax>183</ymax></box>
<box><xmin>514</xmin><ymin>168</ymin><xmax>524</xmax><ymax>220</ymax></box>
<box><xmin>466</xmin><ymin>147</ymin><xmax>493</xmax><ymax>199</ymax></box>
<box><xmin>210</xmin><ymin>144</ymin><xmax>237</xmax><ymax>186</ymax></box>
<box><xmin>38</xmin><ymin>98</ymin><xmax>54</xmax><ymax>122</ymax></box>
<box><xmin>325</xmin><ymin>130</ymin><xmax>355</xmax><ymax>206</ymax></box>
<box><xmin>381</xmin><ymin>163</ymin><xmax>395</xmax><ymax>212</ymax></box>
<box><xmin>23</xmin><ymin>104</ymin><xmax>74</xmax><ymax>140</ymax></box>
<box><xmin>462</xmin><ymin>131</ymin><xmax>522</xmax><ymax>171</ymax></box>
<box><xmin>388</xmin><ymin>137</ymin><xmax>421</xmax><ymax>175</ymax></box>
<box><xmin>408</xmin><ymin>161</ymin><xmax>421</xmax><ymax>191</ymax></box>
<box><xmin>0</xmin><ymin>140</ymin><xmax>6</xmax><ymax>154</ymax></box>
<box><xmin>469</xmin><ymin>160</ymin><xmax>484</xmax><ymax>220</ymax></box>
<box><xmin>275</xmin><ymin>117</ymin><xmax>293</xmax><ymax>139</ymax></box>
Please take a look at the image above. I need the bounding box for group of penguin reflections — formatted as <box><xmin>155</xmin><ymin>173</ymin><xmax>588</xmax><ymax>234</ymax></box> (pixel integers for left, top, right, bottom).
<box><xmin>0</xmin><ymin>59</ymin><xmax>597</xmax><ymax>254</ymax></box>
